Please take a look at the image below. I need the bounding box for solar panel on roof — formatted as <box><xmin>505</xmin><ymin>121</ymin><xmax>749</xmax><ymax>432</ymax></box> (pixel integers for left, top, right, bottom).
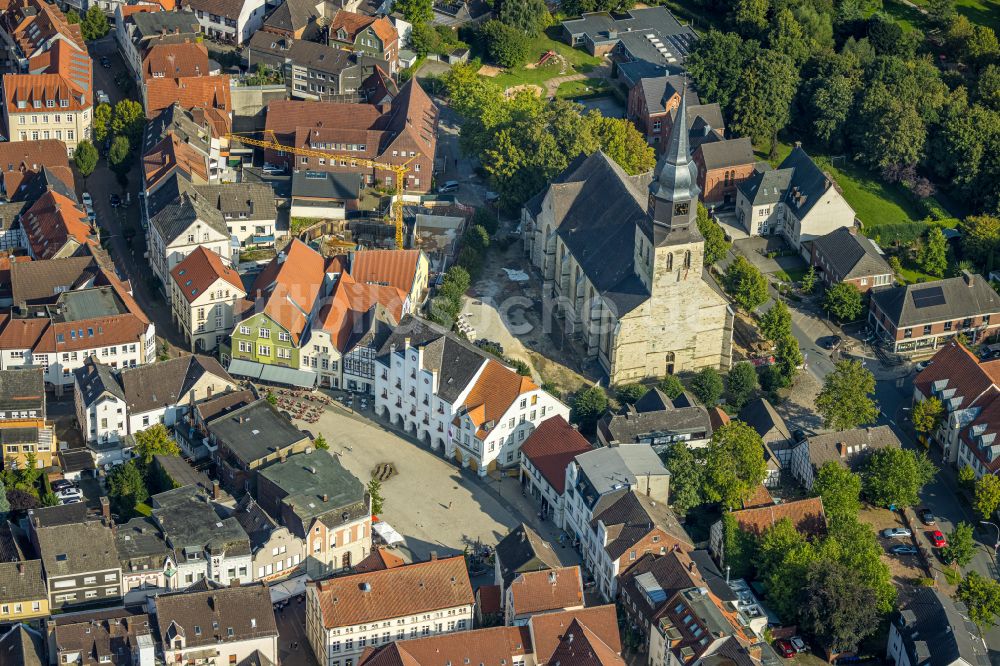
<box><xmin>912</xmin><ymin>285</ymin><xmax>946</xmax><ymax>309</ymax></box>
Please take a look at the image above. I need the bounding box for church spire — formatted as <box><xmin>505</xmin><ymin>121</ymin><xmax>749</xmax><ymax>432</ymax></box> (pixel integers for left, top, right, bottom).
<box><xmin>648</xmin><ymin>85</ymin><xmax>700</xmax><ymax>238</ymax></box>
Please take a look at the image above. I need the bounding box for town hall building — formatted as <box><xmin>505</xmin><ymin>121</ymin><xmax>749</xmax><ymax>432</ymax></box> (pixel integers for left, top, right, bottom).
<box><xmin>522</xmin><ymin>91</ymin><xmax>733</xmax><ymax>383</ymax></box>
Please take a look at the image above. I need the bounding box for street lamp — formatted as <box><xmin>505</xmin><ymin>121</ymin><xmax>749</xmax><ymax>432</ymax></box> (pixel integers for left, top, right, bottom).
<box><xmin>980</xmin><ymin>520</ymin><xmax>1000</xmax><ymax>552</ymax></box>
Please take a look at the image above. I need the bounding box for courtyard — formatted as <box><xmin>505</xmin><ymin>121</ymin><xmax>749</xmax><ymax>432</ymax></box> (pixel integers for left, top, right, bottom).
<box><xmin>288</xmin><ymin>397</ymin><xmax>581</xmax><ymax>568</ymax></box>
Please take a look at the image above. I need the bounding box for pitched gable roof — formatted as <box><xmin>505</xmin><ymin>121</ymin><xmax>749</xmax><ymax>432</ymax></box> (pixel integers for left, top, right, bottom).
<box><xmin>872</xmin><ymin>273</ymin><xmax>1000</xmax><ymax>329</ymax></box>
<box><xmin>915</xmin><ymin>341</ymin><xmax>1000</xmax><ymax>411</ymax></box>
<box><xmin>529</xmin><ymin>605</ymin><xmax>621</xmax><ymax>665</ymax></box>
<box><xmin>460</xmin><ymin>359</ymin><xmax>538</xmax><ymax>440</ymax></box>
<box><xmin>240</xmin><ymin>239</ymin><xmax>326</xmax><ymax>343</ymax></box>
<box><xmin>728</xmin><ymin>496</ymin><xmax>827</xmax><ymax>538</ymax></box>
<box><xmin>519</xmin><ymin>416</ymin><xmax>592</xmax><ymax>494</ymax></box>
<box><xmin>812</xmin><ymin>227</ymin><xmax>892</xmax><ymax>281</ymax></box>
<box><xmin>171</xmin><ymin>246</ymin><xmax>245</xmax><ymax>303</ymax></box>
<box><xmin>508</xmin><ymin>566</ymin><xmax>584</xmax><ymax>616</ymax></box>
<box><xmin>22</xmin><ymin>189</ymin><xmax>95</xmax><ymax>259</ymax></box>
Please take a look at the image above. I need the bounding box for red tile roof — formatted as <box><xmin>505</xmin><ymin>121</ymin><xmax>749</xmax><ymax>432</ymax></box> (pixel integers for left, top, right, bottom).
<box><xmin>729</xmin><ymin>496</ymin><xmax>827</xmax><ymax>538</ymax></box>
<box><xmin>23</xmin><ymin>189</ymin><xmax>95</xmax><ymax>259</ymax></box>
<box><xmin>742</xmin><ymin>484</ymin><xmax>774</xmax><ymax>510</ymax></box>
<box><xmin>350</xmin><ymin>249</ymin><xmax>422</xmax><ymax>297</ymax></box>
<box><xmin>915</xmin><ymin>341</ymin><xmax>1000</xmax><ymax>411</ymax></box>
<box><xmin>508</xmin><ymin>566</ymin><xmax>584</xmax><ymax>616</ymax></box>
<box><xmin>119</xmin><ymin>4</ymin><xmax>161</xmax><ymax>19</ymax></box>
<box><xmin>354</xmin><ymin>547</ymin><xmax>406</xmax><ymax>573</ymax></box>
<box><xmin>0</xmin><ymin>139</ymin><xmax>69</xmax><ymax>195</ymax></box>
<box><xmin>329</xmin><ymin>10</ymin><xmax>397</xmax><ymax>45</ymax></box>
<box><xmin>314</xmin><ymin>271</ymin><xmax>405</xmax><ymax>352</ymax></box>
<box><xmin>476</xmin><ymin>584</ymin><xmax>502</xmax><ymax>616</ymax></box>
<box><xmin>143</xmin><ymin>134</ymin><xmax>209</xmax><ymax>190</ymax></box>
<box><xmin>519</xmin><ymin>416</ymin><xmax>591</xmax><ymax>494</ymax></box>
<box><xmin>141</xmin><ymin>40</ymin><xmax>209</xmax><ymax>81</ymax></box>
<box><xmin>360</xmin><ymin>626</ymin><xmax>532</xmax><ymax>666</ymax></box>
<box><xmin>145</xmin><ymin>75</ymin><xmax>231</xmax><ymax>132</ymax></box>
<box><xmin>311</xmin><ymin>555</ymin><xmax>474</xmax><ymax>628</ymax></box>
<box><xmin>461</xmin><ymin>360</ymin><xmax>539</xmax><ymax>440</ymax></box>
<box><xmin>529</xmin><ymin>606</ymin><xmax>621</xmax><ymax>665</ymax></box>
<box><xmin>170</xmin><ymin>246</ymin><xmax>245</xmax><ymax>303</ymax></box>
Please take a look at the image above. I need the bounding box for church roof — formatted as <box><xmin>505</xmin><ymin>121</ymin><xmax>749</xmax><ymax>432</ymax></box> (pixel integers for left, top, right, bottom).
<box><xmin>649</xmin><ymin>87</ymin><xmax>700</xmax><ymax>246</ymax></box>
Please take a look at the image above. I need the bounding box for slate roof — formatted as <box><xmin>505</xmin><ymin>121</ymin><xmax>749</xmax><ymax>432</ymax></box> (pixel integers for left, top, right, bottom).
<box><xmin>291</xmin><ymin>170</ymin><xmax>363</xmax><ymax>204</ymax></box>
<box><xmin>29</xmin><ymin>502</ymin><xmax>88</xmax><ymax>529</ymax></box>
<box><xmin>262</xmin><ymin>0</ymin><xmax>321</xmax><ymax>34</ymax></box>
<box><xmin>129</xmin><ymin>11</ymin><xmax>199</xmax><ymax>42</ymax></box>
<box><xmin>121</xmin><ymin>355</ymin><xmax>232</xmax><ymax>413</ymax></box>
<box><xmin>811</xmin><ymin>227</ymin><xmax>892</xmax><ymax>281</ymax></box>
<box><xmin>311</xmin><ymin>556</ymin><xmax>473</xmax><ymax>628</ymax></box>
<box><xmin>872</xmin><ymin>272</ymin><xmax>1000</xmax><ymax>328</ymax></box>
<box><xmin>618</xmin><ymin>551</ymin><xmax>703</xmax><ymax>622</ymax></box>
<box><xmin>207</xmin><ymin>399</ymin><xmax>308</xmax><ymax>465</ymax></box>
<box><xmin>51</xmin><ymin>609</ymin><xmax>152</xmax><ymax>666</ymax></box>
<box><xmin>798</xmin><ymin>425</ymin><xmax>901</xmax><ymax>473</ymax></box>
<box><xmin>778</xmin><ymin>146</ymin><xmax>839</xmax><ymax>220</ymax></box>
<box><xmin>0</xmin><ymin>367</ymin><xmax>43</xmax><ymax>413</ymax></box>
<box><xmin>738</xmin><ymin>398</ymin><xmax>791</xmax><ymax>443</ymax></box>
<box><xmin>737</xmin><ymin>165</ymin><xmax>791</xmax><ymax>207</ymax></box>
<box><xmin>34</xmin><ymin>520</ymin><xmax>119</xmax><ymax>576</ymax></box>
<box><xmin>697</xmin><ymin>137</ymin><xmax>754</xmax><ymax>171</ymax></box>
<box><xmin>0</xmin><ymin>559</ymin><xmax>46</xmax><ymax>603</ymax></box>
<box><xmin>10</xmin><ymin>254</ymin><xmax>98</xmax><ymax>305</ymax></box>
<box><xmin>0</xmin><ymin>625</ymin><xmax>44</xmax><ymax>666</ymax></box>
<box><xmin>591</xmin><ymin>491</ymin><xmax>692</xmax><ymax>558</ymax></box>
<box><xmin>894</xmin><ymin>586</ymin><xmax>989</xmax><ymax>666</ymax></box>
<box><xmin>375</xmin><ymin>315</ymin><xmax>489</xmax><ymax>404</ymax></box>
<box><xmin>597</xmin><ymin>390</ymin><xmax>711</xmax><ymax>445</ymax></box>
<box><xmin>636</xmin><ymin>74</ymin><xmax>686</xmax><ymax>115</ymax></box>
<box><xmin>519</xmin><ymin>416</ymin><xmax>592</xmax><ymax>494</ymax></box>
<box><xmin>494</xmin><ymin>524</ymin><xmax>561</xmax><ymax>589</ymax></box>
<box><xmin>156</xmin><ymin>583</ymin><xmax>278</xmax><ymax>647</ymax></box>
<box><xmin>248</xmin><ymin>31</ymin><xmax>358</xmax><ymax>78</ymax></box>
<box><xmin>534</xmin><ymin>151</ymin><xmax>653</xmax><ymax>314</ymax></box>
<box><xmin>144</xmin><ymin>103</ymin><xmax>212</xmax><ymax>158</ymax></box>
<box><xmin>688</xmin><ymin>549</ymin><xmax>737</xmax><ymax>602</ymax></box>
<box><xmin>193</xmin><ymin>183</ymin><xmax>277</xmax><ymax>221</ymax></box>
<box><xmin>115</xmin><ymin>517</ymin><xmax>173</xmax><ymax>573</ymax></box>
<box><xmin>74</xmin><ymin>356</ymin><xmax>126</xmax><ymax>407</ymax></box>
<box><xmin>233</xmin><ymin>495</ymin><xmax>280</xmax><ymax>551</ymax></box>
<box><xmin>573</xmin><ymin>445</ymin><xmax>668</xmax><ymax>507</ymax></box>
<box><xmin>150</xmin><ymin>190</ymin><xmax>229</xmax><ymax>245</ymax></box>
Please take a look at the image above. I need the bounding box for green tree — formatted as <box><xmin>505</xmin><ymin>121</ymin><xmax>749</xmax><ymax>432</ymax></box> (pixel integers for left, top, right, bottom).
<box><xmin>0</xmin><ymin>478</ymin><xmax>9</xmax><ymax>522</ymax></box>
<box><xmin>314</xmin><ymin>434</ymin><xmax>329</xmax><ymax>450</ymax></box>
<box><xmin>368</xmin><ymin>477</ymin><xmax>384</xmax><ymax>515</ymax></box>
<box><xmin>958</xmin><ymin>571</ymin><xmax>1000</xmax><ymax>629</ymax></box>
<box><xmin>920</xmin><ymin>227</ymin><xmax>949</xmax><ymax>277</ymax></box>
<box><xmin>726</xmin><ymin>361</ymin><xmax>758</xmax><ymax>409</ymax></box>
<box><xmin>816</xmin><ymin>360</ymin><xmax>879</xmax><ymax>430</ymax></box>
<box><xmin>823</xmin><ymin>282</ymin><xmax>864</xmax><ymax>321</ymax></box>
<box><xmin>754</xmin><ymin>518</ymin><xmax>818</xmax><ymax>619</ymax></box>
<box><xmin>133</xmin><ymin>424</ymin><xmax>180</xmax><ymax>466</ymax></box>
<box><xmin>724</xmin><ymin>255</ymin><xmax>769</xmax><ymax>312</ymax></box>
<box><xmin>107</xmin><ymin>461</ymin><xmax>149</xmax><ymax>517</ymax></box>
<box><xmin>975</xmin><ymin>474</ymin><xmax>1000</xmax><ymax>519</ymax></box>
<box><xmin>926</xmin><ymin>0</ymin><xmax>956</xmax><ymax>27</ymax></box>
<box><xmin>824</xmin><ymin>516</ymin><xmax>898</xmax><ymax>613</ymax></box>
<box><xmin>394</xmin><ymin>0</ymin><xmax>433</xmax><ymax>24</ymax></box>
<box><xmin>813</xmin><ymin>462</ymin><xmax>862</xmax><ymax>522</ymax></box>
<box><xmin>768</xmin><ymin>8</ymin><xmax>810</xmax><ymax>66</ymax></box>
<box><xmin>703</xmin><ymin>421</ymin><xmax>768</xmax><ymax>509</ymax></box>
<box><xmin>498</xmin><ymin>0</ymin><xmax>547</xmax><ymax>35</ymax></box>
<box><xmin>774</xmin><ymin>334</ymin><xmax>803</xmax><ymax>388</ymax></box>
<box><xmin>685</xmin><ymin>31</ymin><xmax>760</xmax><ymax>115</ymax></box>
<box><xmin>585</xmin><ymin>113</ymin><xmax>656</xmax><ymax>176</ymax></box>
<box><xmin>731</xmin><ymin>0</ymin><xmax>768</xmax><ymax>37</ymax></box>
<box><xmin>73</xmin><ymin>140</ymin><xmax>98</xmax><ymax>180</ymax></box>
<box><xmin>266</xmin><ymin>390</ymin><xmax>277</xmax><ymax>405</ymax></box>
<box><xmin>481</xmin><ymin>20</ymin><xmax>529</xmax><ymax>68</ymax></box>
<box><xmin>657</xmin><ymin>374</ymin><xmax>685</xmax><ymax>399</ymax></box>
<box><xmin>662</xmin><ymin>442</ymin><xmax>704</xmax><ymax>516</ymax></box>
<box><xmin>912</xmin><ymin>396</ymin><xmax>944</xmax><ymax>434</ymax></box>
<box><xmin>854</xmin><ymin>83</ymin><xmax>926</xmax><ymax>171</ymax></box>
<box><xmin>959</xmin><ymin>464</ymin><xmax>978</xmax><ymax>490</ymax></box>
<box><xmin>759</xmin><ymin>300</ymin><xmax>791</xmax><ymax>342</ymax></box>
<box><xmin>863</xmin><ymin>448</ymin><xmax>937</xmax><ymax>507</ymax></box>
<box><xmin>730</xmin><ymin>49</ymin><xmax>800</xmax><ymax>148</ymax></box>
<box><xmin>799</xmin><ymin>559</ymin><xmax>879</xmax><ymax>653</ymax></box>
<box><xmin>111</xmin><ymin>99</ymin><xmax>145</xmax><ymax>145</ymax></box>
<box><xmin>570</xmin><ymin>386</ymin><xmax>608</xmax><ymax>434</ymax></box>
<box><xmin>615</xmin><ymin>383</ymin><xmax>648</xmax><ymax>405</ymax></box>
<box><xmin>691</xmin><ymin>367</ymin><xmax>724</xmax><ymax>406</ymax></box>
<box><xmin>889</xmin><ymin>255</ymin><xmax>903</xmax><ymax>277</ymax></box>
<box><xmin>463</xmin><ymin>225</ymin><xmax>490</xmax><ymax>253</ymax></box>
<box><xmin>109</xmin><ymin>135</ymin><xmax>130</xmax><ymax>170</ymax></box>
<box><xmin>696</xmin><ymin>203</ymin><xmax>730</xmax><ymax>266</ymax></box>
<box><xmin>81</xmin><ymin>5</ymin><xmax>109</xmax><ymax>41</ymax></box>
<box><xmin>960</xmin><ymin>215</ymin><xmax>1000</xmax><ymax>271</ymax></box>
<box><xmin>66</xmin><ymin>8</ymin><xmax>80</xmax><ymax>23</ymax></box>
<box><xmin>92</xmin><ymin>103</ymin><xmax>112</xmax><ymax>145</ymax></box>
<box><xmin>943</xmin><ymin>521</ymin><xmax>977</xmax><ymax>566</ymax></box>
<box><xmin>800</xmin><ymin>266</ymin><xmax>817</xmax><ymax>293</ymax></box>
<box><xmin>721</xmin><ymin>513</ymin><xmax>756</xmax><ymax>578</ymax></box>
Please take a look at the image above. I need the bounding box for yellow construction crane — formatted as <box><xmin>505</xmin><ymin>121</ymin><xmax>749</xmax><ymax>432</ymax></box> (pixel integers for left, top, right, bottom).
<box><xmin>225</xmin><ymin>130</ymin><xmax>418</xmax><ymax>249</ymax></box>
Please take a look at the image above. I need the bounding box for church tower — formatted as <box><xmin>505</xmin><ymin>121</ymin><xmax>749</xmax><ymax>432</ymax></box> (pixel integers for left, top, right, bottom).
<box><xmin>648</xmin><ymin>87</ymin><xmax>699</xmax><ymax>236</ymax></box>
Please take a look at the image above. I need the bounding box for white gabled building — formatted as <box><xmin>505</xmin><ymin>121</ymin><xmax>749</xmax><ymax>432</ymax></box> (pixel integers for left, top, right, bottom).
<box><xmin>374</xmin><ymin>316</ymin><xmax>569</xmax><ymax>476</ymax></box>
<box><xmin>170</xmin><ymin>246</ymin><xmax>247</xmax><ymax>353</ymax></box>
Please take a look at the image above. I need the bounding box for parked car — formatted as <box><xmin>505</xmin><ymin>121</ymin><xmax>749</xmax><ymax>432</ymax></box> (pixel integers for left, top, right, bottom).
<box><xmin>96</xmin><ymin>90</ymin><xmax>110</xmax><ymax>105</ymax></box>
<box><xmin>81</xmin><ymin>192</ymin><xmax>93</xmax><ymax>208</ymax></box>
<box><xmin>916</xmin><ymin>360</ymin><xmax>932</xmax><ymax>371</ymax></box>
<box><xmin>485</xmin><ymin>190</ymin><xmax>500</xmax><ymax>203</ymax></box>
<box><xmin>109</xmin><ymin>193</ymin><xmax>122</xmax><ymax>208</ymax></box>
<box><xmin>789</xmin><ymin>636</ymin><xmax>806</xmax><ymax>653</ymax></box>
<box><xmin>437</xmin><ymin>180</ymin><xmax>459</xmax><ymax>193</ymax></box>
<box><xmin>889</xmin><ymin>545</ymin><xmax>919</xmax><ymax>555</ymax></box>
<box><xmin>100</xmin><ymin>56</ymin><xmax>111</xmax><ymax>69</ymax></box>
<box><xmin>261</xmin><ymin>163</ymin><xmax>285</xmax><ymax>175</ymax></box>
<box><xmin>819</xmin><ymin>335</ymin><xmax>842</xmax><ymax>350</ymax></box>
<box><xmin>930</xmin><ymin>530</ymin><xmax>948</xmax><ymax>548</ymax></box>
<box><xmin>56</xmin><ymin>487</ymin><xmax>82</xmax><ymax>500</ymax></box>
<box><xmin>881</xmin><ymin>527</ymin><xmax>913</xmax><ymax>539</ymax></box>
<box><xmin>775</xmin><ymin>640</ymin><xmax>795</xmax><ymax>659</ymax></box>
<box><xmin>919</xmin><ymin>508</ymin><xmax>936</xmax><ymax>525</ymax></box>
<box><xmin>51</xmin><ymin>479</ymin><xmax>78</xmax><ymax>493</ymax></box>
<box><xmin>60</xmin><ymin>497</ymin><xmax>82</xmax><ymax>505</ymax></box>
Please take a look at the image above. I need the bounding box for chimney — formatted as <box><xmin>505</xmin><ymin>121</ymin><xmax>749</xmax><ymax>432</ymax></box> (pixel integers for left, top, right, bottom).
<box><xmin>837</xmin><ymin>442</ymin><xmax>846</xmax><ymax>458</ymax></box>
<box><xmin>322</xmin><ymin>493</ymin><xmax>329</xmax><ymax>502</ymax></box>
<box><xmin>212</xmin><ymin>479</ymin><xmax>220</xmax><ymax>500</ymax></box>
<box><xmin>964</xmin><ymin>270</ymin><xmax>975</xmax><ymax>286</ymax></box>
<box><xmin>17</xmin><ymin>561</ymin><xmax>24</xmax><ymax>575</ymax></box>
<box><xmin>548</xmin><ymin>571</ymin><xmax>557</xmax><ymax>584</ymax></box>
<box><xmin>99</xmin><ymin>496</ymin><xmax>111</xmax><ymax>523</ymax></box>
<box><xmin>794</xmin><ymin>141</ymin><xmax>802</xmax><ymax>148</ymax></box>
<box><xmin>430</xmin><ymin>551</ymin><xmax>438</xmax><ymax>561</ymax></box>
<box><xmin>279</xmin><ymin>452</ymin><xmax>288</xmax><ymax>463</ymax></box>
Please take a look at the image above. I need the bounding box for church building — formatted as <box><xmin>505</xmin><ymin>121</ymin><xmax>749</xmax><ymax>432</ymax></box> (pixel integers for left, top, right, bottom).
<box><xmin>522</xmin><ymin>90</ymin><xmax>733</xmax><ymax>383</ymax></box>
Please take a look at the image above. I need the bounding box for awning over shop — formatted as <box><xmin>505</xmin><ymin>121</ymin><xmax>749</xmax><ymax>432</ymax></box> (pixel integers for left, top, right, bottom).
<box><xmin>228</xmin><ymin>359</ymin><xmax>263</xmax><ymax>380</ymax></box>
<box><xmin>260</xmin><ymin>365</ymin><xmax>317</xmax><ymax>388</ymax></box>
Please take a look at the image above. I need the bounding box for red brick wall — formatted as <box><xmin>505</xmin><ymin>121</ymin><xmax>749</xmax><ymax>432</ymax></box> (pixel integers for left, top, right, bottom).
<box><xmin>695</xmin><ymin>159</ymin><xmax>755</xmax><ymax>205</ymax></box>
<box><xmin>614</xmin><ymin>528</ymin><xmax>690</xmax><ymax>578</ymax></box>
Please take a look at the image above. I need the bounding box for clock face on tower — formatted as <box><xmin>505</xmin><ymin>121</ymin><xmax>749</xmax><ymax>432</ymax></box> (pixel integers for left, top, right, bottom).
<box><xmin>674</xmin><ymin>202</ymin><xmax>689</xmax><ymax>216</ymax></box>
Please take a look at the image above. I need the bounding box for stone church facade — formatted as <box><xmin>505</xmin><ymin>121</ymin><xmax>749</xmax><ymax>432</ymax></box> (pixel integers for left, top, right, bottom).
<box><xmin>522</xmin><ymin>92</ymin><xmax>733</xmax><ymax>384</ymax></box>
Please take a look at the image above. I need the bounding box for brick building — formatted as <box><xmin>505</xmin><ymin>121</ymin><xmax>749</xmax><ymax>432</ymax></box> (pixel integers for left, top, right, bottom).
<box><xmin>810</xmin><ymin>226</ymin><xmax>893</xmax><ymax>293</ymax></box>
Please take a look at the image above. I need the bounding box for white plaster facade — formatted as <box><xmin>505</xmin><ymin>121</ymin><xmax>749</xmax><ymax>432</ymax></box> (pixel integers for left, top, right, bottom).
<box><xmin>170</xmin><ymin>274</ymin><xmax>246</xmax><ymax>353</ymax></box>
<box><xmin>148</xmin><ymin>218</ymin><xmax>233</xmax><ymax>297</ymax></box>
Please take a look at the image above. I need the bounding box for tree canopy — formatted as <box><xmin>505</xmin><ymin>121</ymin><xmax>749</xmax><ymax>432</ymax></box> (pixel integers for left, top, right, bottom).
<box><xmin>724</xmin><ymin>255</ymin><xmax>769</xmax><ymax>312</ymax></box>
<box><xmin>912</xmin><ymin>397</ymin><xmax>944</xmax><ymax>434</ymax></box>
<box><xmin>570</xmin><ymin>386</ymin><xmax>608</xmax><ymax>434</ymax></box>
<box><xmin>726</xmin><ymin>361</ymin><xmax>759</xmax><ymax>409</ymax></box>
<box><xmin>662</xmin><ymin>442</ymin><xmax>704</xmax><ymax>516</ymax></box>
<box><xmin>812</xmin><ymin>462</ymin><xmax>861</xmax><ymax>523</ymax></box>
<box><xmin>691</xmin><ymin>367</ymin><xmax>724</xmax><ymax>406</ymax></box>
<box><xmin>975</xmin><ymin>473</ymin><xmax>1000</xmax><ymax>519</ymax></box>
<box><xmin>702</xmin><ymin>421</ymin><xmax>768</xmax><ymax>509</ymax></box>
<box><xmin>816</xmin><ymin>360</ymin><xmax>878</xmax><ymax>430</ymax></box>
<box><xmin>958</xmin><ymin>571</ymin><xmax>1000</xmax><ymax>629</ymax></box>
<box><xmin>823</xmin><ymin>282</ymin><xmax>864</xmax><ymax>322</ymax></box>
<box><xmin>74</xmin><ymin>140</ymin><xmax>98</xmax><ymax>178</ymax></box>
<box><xmin>759</xmin><ymin>300</ymin><xmax>792</xmax><ymax>342</ymax></box>
<box><xmin>862</xmin><ymin>447</ymin><xmax>937</xmax><ymax>508</ymax></box>
<box><xmin>133</xmin><ymin>424</ymin><xmax>181</xmax><ymax>466</ymax></box>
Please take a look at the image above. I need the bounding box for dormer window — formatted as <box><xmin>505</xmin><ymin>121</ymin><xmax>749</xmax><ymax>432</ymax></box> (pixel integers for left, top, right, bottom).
<box><xmin>16</xmin><ymin>101</ymin><xmax>25</xmax><ymax>109</ymax></box>
<box><xmin>60</xmin><ymin>99</ymin><xmax>68</xmax><ymax>108</ymax></box>
<box><xmin>33</xmin><ymin>101</ymin><xmax>41</xmax><ymax>109</ymax></box>
<box><xmin>46</xmin><ymin>100</ymin><xmax>54</xmax><ymax>108</ymax></box>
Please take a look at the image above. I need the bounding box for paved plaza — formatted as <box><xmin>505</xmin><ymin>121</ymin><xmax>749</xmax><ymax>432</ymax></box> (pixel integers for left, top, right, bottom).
<box><xmin>290</xmin><ymin>394</ymin><xmax>581</xmax><ymax>568</ymax></box>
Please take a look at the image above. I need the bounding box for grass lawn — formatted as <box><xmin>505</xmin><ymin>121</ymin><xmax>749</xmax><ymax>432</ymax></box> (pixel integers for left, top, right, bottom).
<box><xmin>490</xmin><ymin>29</ymin><xmax>602</xmax><ymax>89</ymax></box>
<box><xmin>884</xmin><ymin>0</ymin><xmax>931</xmax><ymax>30</ymax></box>
<box><xmin>755</xmin><ymin>140</ymin><xmax>945</xmax><ymax>230</ymax></box>
<box><xmin>555</xmin><ymin>77</ymin><xmax>610</xmax><ymax>99</ymax></box>
<box><xmin>910</xmin><ymin>0</ymin><xmax>1000</xmax><ymax>31</ymax></box>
